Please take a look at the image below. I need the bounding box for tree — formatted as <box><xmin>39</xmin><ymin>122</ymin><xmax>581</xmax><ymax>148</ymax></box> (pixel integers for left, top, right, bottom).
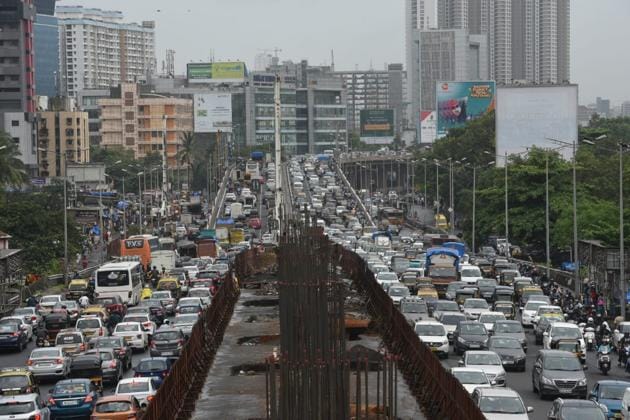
<box><xmin>178</xmin><ymin>132</ymin><xmax>195</xmax><ymax>189</ymax></box>
<box><xmin>0</xmin><ymin>131</ymin><xmax>28</xmax><ymax>188</ymax></box>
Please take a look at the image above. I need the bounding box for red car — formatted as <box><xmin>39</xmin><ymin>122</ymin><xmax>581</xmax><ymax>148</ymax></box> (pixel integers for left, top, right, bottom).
<box><xmin>248</xmin><ymin>218</ymin><xmax>262</xmax><ymax>229</ymax></box>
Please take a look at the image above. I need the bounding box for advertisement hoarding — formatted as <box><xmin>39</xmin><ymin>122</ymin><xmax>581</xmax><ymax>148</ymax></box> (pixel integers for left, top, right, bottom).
<box><xmin>496</xmin><ymin>85</ymin><xmax>578</xmax><ymax>164</ymax></box>
<box><xmin>194</xmin><ymin>93</ymin><xmax>233</xmax><ymax>133</ymax></box>
<box><xmin>436</xmin><ymin>81</ymin><xmax>495</xmax><ymax>137</ymax></box>
<box><xmin>187</xmin><ymin>62</ymin><xmax>246</xmax><ymax>83</ymax></box>
<box><xmin>420</xmin><ymin>111</ymin><xmax>437</xmax><ymax>144</ymax></box>
<box><xmin>360</xmin><ymin>109</ymin><xmax>395</xmax><ymax>144</ymax></box>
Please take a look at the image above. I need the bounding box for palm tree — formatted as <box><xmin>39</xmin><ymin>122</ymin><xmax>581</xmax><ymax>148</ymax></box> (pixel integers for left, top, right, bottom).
<box><xmin>0</xmin><ymin>131</ymin><xmax>28</xmax><ymax>188</ymax></box>
<box><xmin>178</xmin><ymin>132</ymin><xmax>195</xmax><ymax>190</ymax></box>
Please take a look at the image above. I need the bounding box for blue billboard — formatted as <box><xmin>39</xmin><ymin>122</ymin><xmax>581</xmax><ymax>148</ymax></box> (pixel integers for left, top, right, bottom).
<box><xmin>436</xmin><ymin>81</ymin><xmax>496</xmax><ymax>138</ymax></box>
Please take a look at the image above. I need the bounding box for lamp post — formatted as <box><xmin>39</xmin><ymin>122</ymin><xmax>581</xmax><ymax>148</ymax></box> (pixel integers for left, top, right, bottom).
<box><xmin>484</xmin><ymin>151</ymin><xmax>511</xmax><ymax>256</ymax></box>
<box><xmin>433</xmin><ymin>159</ymin><xmax>440</xmax><ymax>218</ymax></box>
<box><xmin>421</xmin><ymin>158</ymin><xmax>427</xmax><ymax>208</ymax></box>
<box><xmin>137</xmin><ymin>171</ymin><xmax>144</xmax><ymax>233</ymax></box>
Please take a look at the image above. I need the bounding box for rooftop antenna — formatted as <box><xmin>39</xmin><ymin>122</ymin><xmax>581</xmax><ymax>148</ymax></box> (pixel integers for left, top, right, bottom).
<box><xmin>369</xmin><ymin>59</ymin><xmax>373</xmax><ymax>71</ymax></box>
<box><xmin>331</xmin><ymin>49</ymin><xmax>335</xmax><ymax>71</ymax></box>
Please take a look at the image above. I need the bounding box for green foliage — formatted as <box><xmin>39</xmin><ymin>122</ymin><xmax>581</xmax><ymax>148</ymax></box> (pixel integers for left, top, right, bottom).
<box><xmin>0</xmin><ymin>189</ymin><xmax>82</xmax><ymax>274</ymax></box>
<box><xmin>0</xmin><ymin>131</ymin><xmax>28</xmax><ymax>188</ymax></box>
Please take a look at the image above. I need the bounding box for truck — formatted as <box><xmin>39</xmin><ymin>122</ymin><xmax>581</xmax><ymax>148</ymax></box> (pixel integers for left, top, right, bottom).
<box><xmin>391</xmin><ymin>256</ymin><xmax>411</xmax><ymax>274</ymax></box>
<box><xmin>230</xmin><ymin>202</ymin><xmax>243</xmax><ymax>219</ymax></box>
<box><xmin>151</xmin><ymin>250</ymin><xmax>177</xmax><ymax>272</ymax></box>
<box><xmin>196</xmin><ymin>239</ymin><xmax>218</xmax><ymax>258</ymax></box>
<box><xmin>425</xmin><ymin>247</ymin><xmax>461</xmax><ymax>298</ymax></box>
<box><xmin>250</xmin><ymin>151</ymin><xmax>264</xmax><ymax>161</ymax></box>
<box><xmin>229</xmin><ymin>228</ymin><xmax>245</xmax><ymax>245</ymax></box>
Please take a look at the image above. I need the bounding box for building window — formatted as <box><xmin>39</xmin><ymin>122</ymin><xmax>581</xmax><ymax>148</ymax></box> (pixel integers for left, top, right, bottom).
<box><xmin>124</xmin><ymin>92</ymin><xmax>134</xmax><ymax>99</ymax></box>
<box><xmin>12</xmin><ymin>137</ymin><xmax>19</xmax><ymax>144</ymax></box>
<box><xmin>11</xmin><ymin>120</ymin><xmax>19</xmax><ymax>127</ymax></box>
<box><xmin>125</xmin><ymin>111</ymin><xmax>134</xmax><ymax>120</ymax></box>
<box><xmin>125</xmin><ymin>137</ymin><xmax>134</xmax><ymax>146</ymax></box>
<box><xmin>124</xmin><ymin>99</ymin><xmax>134</xmax><ymax>106</ymax></box>
<box><xmin>125</xmin><ymin>124</ymin><xmax>134</xmax><ymax>133</ymax></box>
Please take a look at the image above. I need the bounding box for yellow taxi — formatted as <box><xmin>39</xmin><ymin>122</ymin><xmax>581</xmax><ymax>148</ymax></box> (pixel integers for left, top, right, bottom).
<box><xmin>81</xmin><ymin>305</ymin><xmax>109</xmax><ymax>324</ymax></box>
<box><xmin>416</xmin><ymin>285</ymin><xmax>439</xmax><ymax>300</ymax></box>
<box><xmin>157</xmin><ymin>277</ymin><xmax>182</xmax><ymax>299</ymax></box>
<box><xmin>0</xmin><ymin>368</ymin><xmax>38</xmax><ymax>396</ymax></box>
<box><xmin>66</xmin><ymin>278</ymin><xmax>90</xmax><ymax>301</ymax></box>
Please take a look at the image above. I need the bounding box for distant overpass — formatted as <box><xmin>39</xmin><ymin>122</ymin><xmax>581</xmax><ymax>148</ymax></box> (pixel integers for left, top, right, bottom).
<box><xmin>337</xmin><ymin>151</ymin><xmax>414</xmax><ymax>193</ymax></box>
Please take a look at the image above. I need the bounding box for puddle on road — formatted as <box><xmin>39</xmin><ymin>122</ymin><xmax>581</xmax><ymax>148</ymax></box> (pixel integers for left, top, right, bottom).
<box><xmin>230</xmin><ymin>363</ymin><xmax>268</xmax><ymax>376</ymax></box>
<box><xmin>243</xmin><ymin>299</ymin><xmax>279</xmax><ymax>307</ymax></box>
<box><xmin>237</xmin><ymin>335</ymin><xmax>281</xmax><ymax>346</ymax></box>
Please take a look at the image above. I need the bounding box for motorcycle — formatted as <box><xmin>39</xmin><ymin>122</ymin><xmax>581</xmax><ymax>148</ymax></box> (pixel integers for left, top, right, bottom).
<box><xmin>598</xmin><ymin>345</ymin><xmax>612</xmax><ymax>375</ymax></box>
<box><xmin>584</xmin><ymin>327</ymin><xmax>596</xmax><ymax>351</ymax></box>
<box><xmin>622</xmin><ymin>344</ymin><xmax>630</xmax><ymax>369</ymax></box>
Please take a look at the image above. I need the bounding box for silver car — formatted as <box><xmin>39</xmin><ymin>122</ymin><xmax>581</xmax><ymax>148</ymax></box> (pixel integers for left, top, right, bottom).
<box><xmin>26</xmin><ymin>347</ymin><xmax>69</xmax><ymax>380</ymax></box>
<box><xmin>12</xmin><ymin>308</ymin><xmax>43</xmax><ymax>333</ymax></box>
<box><xmin>171</xmin><ymin>314</ymin><xmax>198</xmax><ymax>339</ymax></box>
<box><xmin>0</xmin><ymin>393</ymin><xmax>50</xmax><ymax>419</ymax></box>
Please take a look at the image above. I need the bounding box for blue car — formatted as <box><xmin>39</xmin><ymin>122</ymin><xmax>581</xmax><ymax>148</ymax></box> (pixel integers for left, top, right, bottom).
<box><xmin>133</xmin><ymin>357</ymin><xmax>173</xmax><ymax>388</ymax></box>
<box><xmin>589</xmin><ymin>380</ymin><xmax>630</xmax><ymax>418</ymax></box>
<box><xmin>0</xmin><ymin>324</ymin><xmax>28</xmax><ymax>351</ymax></box>
<box><xmin>48</xmin><ymin>379</ymin><xmax>98</xmax><ymax>419</ymax></box>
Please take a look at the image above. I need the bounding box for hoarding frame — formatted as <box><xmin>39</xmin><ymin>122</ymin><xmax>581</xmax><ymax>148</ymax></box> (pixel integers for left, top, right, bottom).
<box><xmin>359</xmin><ymin>109</ymin><xmax>395</xmax><ymax>145</ymax></box>
<box><xmin>436</xmin><ymin>81</ymin><xmax>496</xmax><ymax>138</ymax></box>
<box><xmin>194</xmin><ymin>93</ymin><xmax>233</xmax><ymax>133</ymax></box>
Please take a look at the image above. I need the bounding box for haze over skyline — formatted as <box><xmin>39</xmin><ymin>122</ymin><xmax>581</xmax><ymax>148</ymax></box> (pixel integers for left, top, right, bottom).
<box><xmin>59</xmin><ymin>0</ymin><xmax>630</xmax><ymax>104</ymax></box>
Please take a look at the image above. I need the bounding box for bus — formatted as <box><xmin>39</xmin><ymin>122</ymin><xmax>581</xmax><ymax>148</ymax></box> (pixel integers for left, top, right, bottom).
<box><xmin>94</xmin><ymin>261</ymin><xmax>144</xmax><ymax>305</ymax></box>
<box><xmin>379</xmin><ymin>207</ymin><xmax>404</xmax><ymax>226</ymax></box>
<box><xmin>121</xmin><ymin>235</ymin><xmax>159</xmax><ymax>270</ymax></box>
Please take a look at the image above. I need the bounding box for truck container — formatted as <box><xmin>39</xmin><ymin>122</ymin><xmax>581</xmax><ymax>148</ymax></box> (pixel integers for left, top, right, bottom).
<box><xmin>251</xmin><ymin>151</ymin><xmax>264</xmax><ymax>161</ymax></box>
<box><xmin>151</xmin><ymin>250</ymin><xmax>177</xmax><ymax>272</ymax></box>
<box><xmin>230</xmin><ymin>202</ymin><xmax>243</xmax><ymax>219</ymax></box>
<box><xmin>229</xmin><ymin>228</ymin><xmax>245</xmax><ymax>245</ymax></box>
<box><xmin>180</xmin><ymin>213</ymin><xmax>193</xmax><ymax>225</ymax></box>
<box><xmin>425</xmin><ymin>247</ymin><xmax>460</xmax><ymax>298</ymax></box>
<box><xmin>196</xmin><ymin>239</ymin><xmax>218</xmax><ymax>258</ymax></box>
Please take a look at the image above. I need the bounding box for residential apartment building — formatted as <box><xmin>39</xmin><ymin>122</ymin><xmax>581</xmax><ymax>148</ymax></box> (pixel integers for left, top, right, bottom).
<box><xmin>98</xmin><ymin>83</ymin><xmax>192</xmax><ymax>167</ymax></box>
<box><xmin>56</xmin><ymin>6</ymin><xmax>156</xmax><ymax>98</ymax></box>
<box><xmin>333</xmin><ymin>64</ymin><xmax>407</xmax><ymax>135</ymax></box>
<box><xmin>37</xmin><ymin>110</ymin><xmax>89</xmax><ymax>177</ymax></box>
<box><xmin>621</xmin><ymin>102</ymin><xmax>630</xmax><ymax>118</ymax></box>
<box><xmin>33</xmin><ymin>0</ymin><xmax>57</xmax><ymax>98</ymax></box>
<box><xmin>76</xmin><ymin>88</ymin><xmax>109</xmax><ymax>146</ymax></box>
<box><xmin>0</xmin><ymin>0</ymin><xmax>38</xmax><ymax>174</ymax></box>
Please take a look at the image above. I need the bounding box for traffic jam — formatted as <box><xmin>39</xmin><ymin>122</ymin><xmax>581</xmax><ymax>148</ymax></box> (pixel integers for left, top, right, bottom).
<box><xmin>285</xmin><ymin>153</ymin><xmax>628</xmax><ymax>419</ymax></box>
<box><xmin>0</xmin><ymin>171</ymin><xmax>262</xmax><ymax>419</ymax></box>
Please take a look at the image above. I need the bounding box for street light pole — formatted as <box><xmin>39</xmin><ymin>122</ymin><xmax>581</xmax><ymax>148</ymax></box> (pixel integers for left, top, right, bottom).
<box><xmin>572</xmin><ymin>141</ymin><xmax>579</xmax><ymax>296</ymax></box>
<box><xmin>505</xmin><ymin>151</ymin><xmax>509</xmax><ymax>255</ymax></box>
<box><xmin>546</xmin><ymin>153</ymin><xmax>551</xmax><ymax>279</ymax></box>
<box><xmin>434</xmin><ymin>160</ymin><xmax>440</xmax><ymax>217</ymax></box>
<box><xmin>620</xmin><ymin>142</ymin><xmax>626</xmax><ymax>320</ymax></box>
<box><xmin>137</xmin><ymin>172</ymin><xmax>144</xmax><ymax>234</ymax></box>
<box><xmin>63</xmin><ymin>159</ymin><xmax>68</xmax><ymax>284</ymax></box>
<box><xmin>472</xmin><ymin>164</ymin><xmax>476</xmax><ymax>254</ymax></box>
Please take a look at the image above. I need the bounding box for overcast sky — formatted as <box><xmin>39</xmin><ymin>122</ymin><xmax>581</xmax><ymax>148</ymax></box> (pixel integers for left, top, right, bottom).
<box><xmin>59</xmin><ymin>0</ymin><xmax>630</xmax><ymax>105</ymax></box>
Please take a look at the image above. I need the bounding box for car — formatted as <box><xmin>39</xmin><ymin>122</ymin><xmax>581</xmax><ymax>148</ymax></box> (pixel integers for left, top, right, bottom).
<box><xmin>47</xmin><ymin>379</ymin><xmax>98</xmax><ymax>419</ymax></box>
<box><xmin>75</xmin><ymin>317</ymin><xmax>107</xmax><ymax>340</ymax></box>
<box><xmin>176</xmin><ymin>297</ymin><xmax>204</xmax><ymax>313</ymax></box>
<box><xmin>450</xmin><ymin>367</ymin><xmax>493</xmax><ymax>394</ymax></box>
<box><xmin>462</xmin><ymin>299</ymin><xmax>489</xmax><ymax>320</ymax></box>
<box><xmin>115</xmin><ymin>378</ymin><xmax>158</xmax><ymax>409</ymax></box>
<box><xmin>387</xmin><ymin>284</ymin><xmax>410</xmax><ymax>305</ymax></box>
<box><xmin>90</xmin><ymin>395</ymin><xmax>143</xmax><ymax>420</ymax></box>
<box><xmin>436</xmin><ymin>312</ymin><xmax>466</xmax><ymax>343</ymax></box>
<box><xmin>133</xmin><ymin>357</ymin><xmax>173</xmax><ymax>389</ymax></box>
<box><xmin>588</xmin><ymin>380</ymin><xmax>630</xmax><ymax>419</ymax></box>
<box><xmin>38</xmin><ymin>295</ymin><xmax>62</xmax><ymax>315</ymax></box>
<box><xmin>54</xmin><ymin>329</ymin><xmax>87</xmax><ymax>356</ymax></box>
<box><xmin>445</xmin><ymin>282</ymin><xmax>468</xmax><ymax>301</ymax></box>
<box><xmin>535</xmin><ymin>314</ymin><xmax>565</xmax><ymax>345</ymax></box>
<box><xmin>83</xmin><ymin>348</ymin><xmax>123</xmax><ymax>385</ymax></box>
<box><xmin>0</xmin><ymin>323</ymin><xmax>28</xmax><ymax>351</ymax></box>
<box><xmin>432</xmin><ymin>300</ymin><xmax>462</xmax><ymax>319</ymax></box>
<box><xmin>477</xmin><ymin>312</ymin><xmax>507</xmax><ymax>333</ymax></box>
<box><xmin>532</xmin><ymin>350</ymin><xmax>588</xmax><ymax>400</ymax></box>
<box><xmin>137</xmin><ymin>300</ymin><xmax>166</xmax><ymax>326</ymax></box>
<box><xmin>472</xmin><ymin>387</ymin><xmax>533</xmax><ymax>419</ymax></box>
<box><xmin>12</xmin><ymin>307</ymin><xmax>43</xmax><ymax>333</ymax></box>
<box><xmin>521</xmin><ymin>300</ymin><xmax>550</xmax><ymax>327</ymax></box>
<box><xmin>547</xmin><ymin>398</ymin><xmax>607</xmax><ymax>420</ymax></box>
<box><xmin>248</xmin><ymin>218</ymin><xmax>262</xmax><ymax>229</ymax></box>
<box><xmin>543</xmin><ymin>322</ymin><xmax>585</xmax><ymax>353</ymax></box>
<box><xmin>493</xmin><ymin>320</ymin><xmax>527</xmax><ymax>352</ymax></box>
<box><xmin>94</xmin><ymin>296</ymin><xmax>127</xmax><ymax>317</ymax></box>
<box><xmin>534</xmin><ymin>305</ymin><xmax>563</xmax><ymax>325</ymax></box>
<box><xmin>488</xmin><ymin>336</ymin><xmax>527</xmax><ymax>371</ymax></box>
<box><xmin>112</xmin><ymin>323</ymin><xmax>149</xmax><ymax>351</ymax></box>
<box><xmin>476</xmin><ymin>278</ymin><xmax>498</xmax><ymax>301</ymax></box>
<box><xmin>460</xmin><ymin>265</ymin><xmax>483</xmax><ymax>285</ymax></box>
<box><xmin>0</xmin><ymin>317</ymin><xmax>33</xmax><ymax>342</ymax></box>
<box><xmin>90</xmin><ymin>336</ymin><xmax>133</xmax><ymax>371</ymax></box>
<box><xmin>26</xmin><ymin>347</ymin><xmax>70</xmax><ymax>380</ymax></box>
<box><xmin>399</xmin><ymin>298</ymin><xmax>429</xmax><ymax>325</ymax></box>
<box><xmin>121</xmin><ymin>315</ymin><xmax>156</xmax><ymax>337</ymax></box>
<box><xmin>0</xmin><ymin>368</ymin><xmax>38</xmax><ymax>396</ymax></box>
<box><xmin>187</xmin><ymin>288</ymin><xmax>211</xmax><ymax>307</ymax></box>
<box><xmin>0</xmin><ymin>393</ymin><xmax>50</xmax><ymax>419</ymax></box>
<box><xmin>150</xmin><ymin>291</ymin><xmax>176</xmax><ymax>316</ymax></box>
<box><xmin>458</xmin><ymin>350</ymin><xmax>506</xmax><ymax>387</ymax></box>
<box><xmin>375</xmin><ymin>272</ymin><xmax>399</xmax><ymax>289</ymax></box>
<box><xmin>54</xmin><ymin>301</ymin><xmax>81</xmax><ymax>324</ymax></box>
<box><xmin>150</xmin><ymin>328</ymin><xmax>185</xmax><ymax>358</ymax></box>
<box><xmin>453</xmin><ymin>322</ymin><xmax>489</xmax><ymax>355</ymax></box>
<box><xmin>171</xmin><ymin>315</ymin><xmax>198</xmax><ymax>339</ymax></box>
<box><xmin>414</xmin><ymin>321</ymin><xmax>449</xmax><ymax>358</ymax></box>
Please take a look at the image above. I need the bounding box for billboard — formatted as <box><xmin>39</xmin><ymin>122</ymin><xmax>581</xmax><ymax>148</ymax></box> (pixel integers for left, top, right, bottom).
<box><xmin>420</xmin><ymin>111</ymin><xmax>437</xmax><ymax>144</ymax></box>
<box><xmin>194</xmin><ymin>93</ymin><xmax>233</xmax><ymax>133</ymax></box>
<box><xmin>360</xmin><ymin>109</ymin><xmax>395</xmax><ymax>144</ymax></box>
<box><xmin>187</xmin><ymin>62</ymin><xmax>246</xmax><ymax>83</ymax></box>
<box><xmin>496</xmin><ymin>85</ymin><xmax>578</xmax><ymax>164</ymax></box>
<box><xmin>436</xmin><ymin>81</ymin><xmax>495</xmax><ymax>137</ymax></box>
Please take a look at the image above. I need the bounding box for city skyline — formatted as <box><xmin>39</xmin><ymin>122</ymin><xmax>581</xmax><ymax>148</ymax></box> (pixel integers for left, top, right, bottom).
<box><xmin>60</xmin><ymin>0</ymin><xmax>630</xmax><ymax>104</ymax></box>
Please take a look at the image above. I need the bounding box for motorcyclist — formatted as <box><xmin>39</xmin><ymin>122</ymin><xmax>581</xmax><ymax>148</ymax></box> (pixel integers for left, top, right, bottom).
<box><xmin>585</xmin><ymin>316</ymin><xmax>596</xmax><ymax>331</ymax></box>
<box><xmin>599</xmin><ymin>336</ymin><xmax>613</xmax><ymax>354</ymax></box>
<box><xmin>150</xmin><ymin>266</ymin><xmax>160</xmax><ymax>287</ymax></box>
<box><xmin>597</xmin><ymin>321</ymin><xmax>612</xmax><ymax>345</ymax></box>
<box><xmin>618</xmin><ymin>332</ymin><xmax>630</xmax><ymax>366</ymax></box>
<box><xmin>26</xmin><ymin>295</ymin><xmax>38</xmax><ymax>307</ymax></box>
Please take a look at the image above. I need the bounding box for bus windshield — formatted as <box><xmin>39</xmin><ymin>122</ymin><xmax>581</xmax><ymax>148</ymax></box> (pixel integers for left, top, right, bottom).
<box><xmin>97</xmin><ymin>270</ymin><xmax>129</xmax><ymax>287</ymax></box>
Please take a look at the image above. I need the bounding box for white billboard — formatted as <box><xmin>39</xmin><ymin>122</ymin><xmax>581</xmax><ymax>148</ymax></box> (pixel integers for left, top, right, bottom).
<box><xmin>194</xmin><ymin>93</ymin><xmax>232</xmax><ymax>133</ymax></box>
<box><xmin>496</xmin><ymin>85</ymin><xmax>578</xmax><ymax>163</ymax></box>
<box><xmin>420</xmin><ymin>111</ymin><xmax>437</xmax><ymax>144</ymax></box>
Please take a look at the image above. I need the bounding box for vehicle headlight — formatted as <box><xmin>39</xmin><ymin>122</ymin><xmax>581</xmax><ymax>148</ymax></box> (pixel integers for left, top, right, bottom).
<box><xmin>457</xmin><ymin>337</ymin><xmax>466</xmax><ymax>344</ymax></box>
<box><xmin>577</xmin><ymin>378</ymin><xmax>587</xmax><ymax>386</ymax></box>
<box><xmin>443</xmin><ymin>340</ymin><xmax>450</xmax><ymax>346</ymax></box>
<box><xmin>539</xmin><ymin>376</ymin><xmax>553</xmax><ymax>385</ymax></box>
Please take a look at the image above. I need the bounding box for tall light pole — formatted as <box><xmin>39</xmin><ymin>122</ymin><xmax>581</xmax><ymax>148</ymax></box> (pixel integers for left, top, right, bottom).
<box><xmin>434</xmin><ymin>159</ymin><xmax>440</xmax><ymax>217</ymax></box>
<box><xmin>421</xmin><ymin>158</ymin><xmax>427</xmax><ymax>208</ymax></box>
<box><xmin>121</xmin><ymin>169</ymin><xmax>128</xmax><ymax>238</ymax></box>
<box><xmin>484</xmin><ymin>151</ymin><xmax>511</xmax><ymax>256</ymax></box>
<box><xmin>137</xmin><ymin>171</ymin><xmax>144</xmax><ymax>234</ymax></box>
<box><xmin>545</xmin><ymin>152</ymin><xmax>551</xmax><ymax>279</ymax></box>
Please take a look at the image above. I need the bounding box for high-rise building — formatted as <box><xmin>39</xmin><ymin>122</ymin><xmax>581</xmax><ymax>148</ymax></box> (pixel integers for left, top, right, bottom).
<box><xmin>621</xmin><ymin>102</ymin><xmax>630</xmax><ymax>118</ymax></box>
<box><xmin>333</xmin><ymin>64</ymin><xmax>407</xmax><ymax>135</ymax></box>
<box><xmin>76</xmin><ymin>88</ymin><xmax>110</xmax><ymax>146</ymax></box>
<box><xmin>98</xmin><ymin>83</ymin><xmax>192</xmax><ymax>166</ymax></box>
<box><xmin>0</xmin><ymin>0</ymin><xmax>38</xmax><ymax>174</ymax></box>
<box><xmin>34</xmin><ymin>0</ymin><xmax>58</xmax><ymax>98</ymax></box>
<box><xmin>596</xmin><ymin>97</ymin><xmax>610</xmax><ymax>118</ymax></box>
<box><xmin>56</xmin><ymin>6</ymin><xmax>156</xmax><ymax>98</ymax></box>
<box><xmin>37</xmin><ymin>110</ymin><xmax>90</xmax><ymax>177</ymax></box>
<box><xmin>437</xmin><ymin>0</ymin><xmax>468</xmax><ymax>29</ymax></box>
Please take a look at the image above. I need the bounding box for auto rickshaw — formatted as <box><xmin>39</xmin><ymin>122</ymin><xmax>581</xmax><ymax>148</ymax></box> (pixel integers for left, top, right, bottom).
<box><xmin>157</xmin><ymin>277</ymin><xmax>182</xmax><ymax>299</ymax></box>
<box><xmin>37</xmin><ymin>313</ymin><xmax>69</xmax><ymax>347</ymax></box>
<box><xmin>66</xmin><ymin>278</ymin><xmax>91</xmax><ymax>301</ymax></box>
<box><xmin>81</xmin><ymin>305</ymin><xmax>109</xmax><ymax>325</ymax></box>
<box><xmin>67</xmin><ymin>353</ymin><xmax>104</xmax><ymax>395</ymax></box>
<box><xmin>493</xmin><ymin>301</ymin><xmax>517</xmax><ymax>320</ymax></box>
<box><xmin>416</xmin><ymin>284</ymin><xmax>439</xmax><ymax>301</ymax></box>
<box><xmin>553</xmin><ymin>339</ymin><xmax>586</xmax><ymax>364</ymax></box>
<box><xmin>455</xmin><ymin>288</ymin><xmax>480</xmax><ymax>306</ymax></box>
<box><xmin>140</xmin><ymin>285</ymin><xmax>153</xmax><ymax>300</ymax></box>
<box><xmin>492</xmin><ymin>286</ymin><xmax>515</xmax><ymax>303</ymax></box>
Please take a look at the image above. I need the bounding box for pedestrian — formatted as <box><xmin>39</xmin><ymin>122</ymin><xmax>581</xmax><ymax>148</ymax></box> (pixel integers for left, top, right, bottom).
<box><xmin>79</xmin><ymin>295</ymin><xmax>90</xmax><ymax>308</ymax></box>
<box><xmin>81</xmin><ymin>255</ymin><xmax>88</xmax><ymax>270</ymax></box>
<box><xmin>597</xmin><ymin>294</ymin><xmax>606</xmax><ymax>316</ymax></box>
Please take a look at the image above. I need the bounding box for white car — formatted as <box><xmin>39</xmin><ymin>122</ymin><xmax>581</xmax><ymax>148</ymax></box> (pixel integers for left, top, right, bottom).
<box><xmin>375</xmin><ymin>272</ymin><xmax>398</xmax><ymax>289</ymax></box>
<box><xmin>460</xmin><ymin>265</ymin><xmax>483</xmax><ymax>285</ymax></box>
<box><xmin>0</xmin><ymin>316</ymin><xmax>33</xmax><ymax>341</ymax></box>
<box><xmin>521</xmin><ymin>300</ymin><xmax>550</xmax><ymax>327</ymax></box>
<box><xmin>459</xmin><ymin>350</ymin><xmax>507</xmax><ymax>387</ymax></box>
<box><xmin>542</xmin><ymin>322</ymin><xmax>585</xmax><ymax>352</ymax></box>
<box><xmin>122</xmin><ymin>314</ymin><xmax>157</xmax><ymax>336</ymax></box>
<box><xmin>0</xmin><ymin>393</ymin><xmax>51</xmax><ymax>419</ymax></box>
<box><xmin>115</xmin><ymin>377</ymin><xmax>158</xmax><ymax>408</ymax></box>
<box><xmin>472</xmin><ymin>387</ymin><xmax>533</xmax><ymax>420</ymax></box>
<box><xmin>27</xmin><ymin>347</ymin><xmax>69</xmax><ymax>380</ymax></box>
<box><xmin>477</xmin><ymin>312</ymin><xmax>507</xmax><ymax>333</ymax></box>
<box><xmin>39</xmin><ymin>295</ymin><xmax>62</xmax><ymax>314</ymax></box>
<box><xmin>113</xmin><ymin>322</ymin><xmax>149</xmax><ymax>351</ymax></box>
<box><xmin>387</xmin><ymin>284</ymin><xmax>410</xmax><ymax>305</ymax></box>
<box><xmin>415</xmin><ymin>321</ymin><xmax>449</xmax><ymax>358</ymax></box>
<box><xmin>225</xmin><ymin>193</ymin><xmax>237</xmax><ymax>202</ymax></box>
<box><xmin>450</xmin><ymin>367</ymin><xmax>493</xmax><ymax>394</ymax></box>
<box><xmin>188</xmin><ymin>288</ymin><xmax>211</xmax><ymax>307</ymax></box>
<box><xmin>533</xmin><ymin>305</ymin><xmax>562</xmax><ymax>325</ymax></box>
<box><xmin>462</xmin><ymin>299</ymin><xmax>490</xmax><ymax>320</ymax></box>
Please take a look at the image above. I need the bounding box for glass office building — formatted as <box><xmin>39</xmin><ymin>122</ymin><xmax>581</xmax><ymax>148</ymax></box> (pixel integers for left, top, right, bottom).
<box><xmin>34</xmin><ymin>14</ymin><xmax>59</xmax><ymax>98</ymax></box>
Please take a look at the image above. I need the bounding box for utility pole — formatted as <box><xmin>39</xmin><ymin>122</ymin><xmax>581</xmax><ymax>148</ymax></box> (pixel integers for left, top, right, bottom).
<box><xmin>572</xmin><ymin>141</ymin><xmax>579</xmax><ymax>295</ymax></box>
<box><xmin>546</xmin><ymin>153</ymin><xmax>551</xmax><ymax>279</ymax></box>
<box><xmin>504</xmin><ymin>152</ymin><xmax>509</xmax><ymax>255</ymax></box>
<box><xmin>273</xmin><ymin>74</ymin><xmax>282</xmax><ymax>232</ymax></box>
<box><xmin>472</xmin><ymin>164</ymin><xmax>476</xmax><ymax>254</ymax></box>
<box><xmin>63</xmin><ymin>154</ymin><xmax>68</xmax><ymax>284</ymax></box>
<box><xmin>161</xmin><ymin>115</ymin><xmax>168</xmax><ymax>222</ymax></box>
<box><xmin>620</xmin><ymin>142</ymin><xmax>626</xmax><ymax>320</ymax></box>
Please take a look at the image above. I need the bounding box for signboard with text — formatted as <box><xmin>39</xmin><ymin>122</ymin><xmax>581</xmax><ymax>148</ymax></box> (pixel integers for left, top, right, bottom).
<box><xmin>194</xmin><ymin>93</ymin><xmax>233</xmax><ymax>133</ymax></box>
<box><xmin>359</xmin><ymin>109</ymin><xmax>395</xmax><ymax>145</ymax></box>
<box><xmin>436</xmin><ymin>81</ymin><xmax>495</xmax><ymax>138</ymax></box>
<box><xmin>187</xmin><ymin>62</ymin><xmax>246</xmax><ymax>84</ymax></box>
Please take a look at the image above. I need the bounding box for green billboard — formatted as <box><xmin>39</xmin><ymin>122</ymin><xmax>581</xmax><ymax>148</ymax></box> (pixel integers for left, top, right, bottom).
<box><xmin>187</xmin><ymin>62</ymin><xmax>246</xmax><ymax>83</ymax></box>
<box><xmin>360</xmin><ymin>109</ymin><xmax>395</xmax><ymax>144</ymax></box>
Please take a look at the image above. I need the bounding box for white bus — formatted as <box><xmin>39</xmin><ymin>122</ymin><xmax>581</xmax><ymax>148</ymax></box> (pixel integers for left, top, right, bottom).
<box><xmin>94</xmin><ymin>261</ymin><xmax>144</xmax><ymax>305</ymax></box>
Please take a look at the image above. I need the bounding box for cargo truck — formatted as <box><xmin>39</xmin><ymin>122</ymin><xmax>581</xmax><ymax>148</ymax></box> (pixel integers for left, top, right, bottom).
<box><xmin>425</xmin><ymin>247</ymin><xmax>460</xmax><ymax>298</ymax></box>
